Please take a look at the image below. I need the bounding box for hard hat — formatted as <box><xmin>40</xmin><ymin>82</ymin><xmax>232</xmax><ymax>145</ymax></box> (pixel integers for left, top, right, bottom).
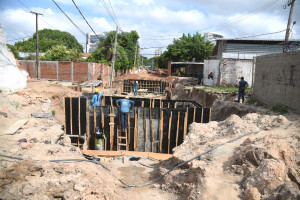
<box><xmin>94</xmin><ymin>88</ymin><xmax>99</xmax><ymax>93</ymax></box>
<box><xmin>136</xmin><ymin>81</ymin><xmax>138</xmax><ymax>83</ymax></box>
<box><xmin>125</xmin><ymin>96</ymin><xmax>129</xmax><ymax>99</ymax></box>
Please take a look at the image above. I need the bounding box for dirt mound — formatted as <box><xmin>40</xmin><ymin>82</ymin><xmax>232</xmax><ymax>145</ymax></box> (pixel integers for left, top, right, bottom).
<box><xmin>158</xmin><ymin>113</ymin><xmax>300</xmax><ymax>200</ymax></box>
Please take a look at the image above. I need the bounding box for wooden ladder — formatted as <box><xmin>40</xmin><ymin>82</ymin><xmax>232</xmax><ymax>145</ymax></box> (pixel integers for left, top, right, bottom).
<box><xmin>117</xmin><ymin>129</ymin><xmax>128</xmax><ymax>150</ymax></box>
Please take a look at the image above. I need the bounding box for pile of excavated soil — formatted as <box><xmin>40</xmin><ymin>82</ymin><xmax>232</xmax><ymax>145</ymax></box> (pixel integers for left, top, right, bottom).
<box><xmin>115</xmin><ymin>70</ymin><xmax>176</xmax><ymax>83</ymax></box>
<box><xmin>158</xmin><ymin>113</ymin><xmax>300</xmax><ymax>200</ymax></box>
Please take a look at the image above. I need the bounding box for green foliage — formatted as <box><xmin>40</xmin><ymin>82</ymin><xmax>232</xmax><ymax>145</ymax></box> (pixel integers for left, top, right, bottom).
<box><xmin>51</xmin><ymin>110</ymin><xmax>56</xmax><ymax>116</ymax></box>
<box><xmin>154</xmin><ymin>33</ymin><xmax>214</xmax><ymax>68</ymax></box>
<box><xmin>40</xmin><ymin>45</ymin><xmax>83</xmax><ymax>61</ymax></box>
<box><xmin>13</xmin><ymin>29</ymin><xmax>83</xmax><ymax>53</ymax></box>
<box><xmin>271</xmin><ymin>104</ymin><xmax>288</xmax><ymax>114</ymax></box>
<box><xmin>246</xmin><ymin>98</ymin><xmax>257</xmax><ymax>105</ymax></box>
<box><xmin>7</xmin><ymin>44</ymin><xmax>20</xmax><ymax>59</ymax></box>
<box><xmin>87</xmin><ymin>30</ymin><xmax>140</xmax><ymax>70</ymax></box>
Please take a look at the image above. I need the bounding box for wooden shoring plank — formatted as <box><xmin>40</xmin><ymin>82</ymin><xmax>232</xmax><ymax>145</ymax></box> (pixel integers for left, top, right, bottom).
<box><xmin>109</xmin><ymin>109</ymin><xmax>115</xmax><ymax>150</ymax></box>
<box><xmin>70</xmin><ymin>98</ymin><xmax>73</xmax><ymax>135</ymax></box>
<box><xmin>86</xmin><ymin>98</ymin><xmax>90</xmax><ymax>150</ymax></box>
<box><xmin>159</xmin><ymin>110</ymin><xmax>163</xmax><ymax>153</ymax></box>
<box><xmin>144</xmin><ymin>108</ymin><xmax>147</xmax><ymax>152</ymax></box>
<box><xmin>174</xmin><ymin>102</ymin><xmax>177</xmax><ymax>109</ymax></box>
<box><xmin>81</xmin><ymin>150</ymin><xmax>173</xmax><ymax>161</ymax></box>
<box><xmin>176</xmin><ymin>111</ymin><xmax>180</xmax><ymax>147</ymax></box>
<box><xmin>201</xmin><ymin>108</ymin><xmax>204</xmax><ymax>123</ymax></box>
<box><xmin>168</xmin><ymin>102</ymin><xmax>170</xmax><ymax>108</ymax></box>
<box><xmin>209</xmin><ymin>108</ymin><xmax>212</xmax><ymax>122</ymax></box>
<box><xmin>167</xmin><ymin>111</ymin><xmax>172</xmax><ymax>154</ymax></box>
<box><xmin>193</xmin><ymin>107</ymin><xmax>196</xmax><ymax>122</ymax></box>
<box><xmin>183</xmin><ymin>107</ymin><xmax>188</xmax><ymax>139</ymax></box>
<box><xmin>150</xmin><ymin>118</ymin><xmax>153</xmax><ymax>152</ymax></box>
<box><xmin>64</xmin><ymin>98</ymin><xmax>66</xmax><ymax>138</ymax></box>
<box><xmin>94</xmin><ymin>106</ymin><xmax>96</xmax><ymax>149</ymax></box>
<box><xmin>128</xmin><ymin>112</ymin><xmax>130</xmax><ymax>146</ymax></box>
<box><xmin>134</xmin><ymin>109</ymin><xmax>138</xmax><ymax>151</ymax></box>
<box><xmin>101</xmin><ymin>108</ymin><xmax>106</xmax><ymax>151</ymax></box>
<box><xmin>78</xmin><ymin>98</ymin><xmax>81</xmax><ymax>136</ymax></box>
<box><xmin>110</xmin><ymin>96</ymin><xmax>113</xmax><ymax>107</ymax></box>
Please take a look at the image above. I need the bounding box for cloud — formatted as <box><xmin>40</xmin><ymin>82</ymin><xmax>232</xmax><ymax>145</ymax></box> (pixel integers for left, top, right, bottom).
<box><xmin>1</xmin><ymin>0</ymin><xmax>299</xmax><ymax>57</ymax></box>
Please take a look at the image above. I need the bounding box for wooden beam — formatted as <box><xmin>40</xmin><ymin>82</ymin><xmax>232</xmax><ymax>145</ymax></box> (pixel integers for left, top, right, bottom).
<box><xmin>193</xmin><ymin>107</ymin><xmax>196</xmax><ymax>122</ymax></box>
<box><xmin>201</xmin><ymin>108</ymin><xmax>204</xmax><ymax>123</ymax></box>
<box><xmin>86</xmin><ymin>98</ymin><xmax>90</xmax><ymax>150</ymax></box>
<box><xmin>168</xmin><ymin>111</ymin><xmax>172</xmax><ymax>154</ymax></box>
<box><xmin>128</xmin><ymin>112</ymin><xmax>130</xmax><ymax>146</ymax></box>
<box><xmin>70</xmin><ymin>98</ymin><xmax>73</xmax><ymax>135</ymax></box>
<box><xmin>101</xmin><ymin>108</ymin><xmax>105</xmax><ymax>150</ymax></box>
<box><xmin>144</xmin><ymin>107</ymin><xmax>147</xmax><ymax>152</ymax></box>
<box><xmin>64</xmin><ymin>98</ymin><xmax>66</xmax><ymax>137</ymax></box>
<box><xmin>176</xmin><ymin>111</ymin><xmax>180</xmax><ymax>147</ymax></box>
<box><xmin>209</xmin><ymin>108</ymin><xmax>212</xmax><ymax>122</ymax></box>
<box><xmin>159</xmin><ymin>110</ymin><xmax>163</xmax><ymax>153</ymax></box>
<box><xmin>134</xmin><ymin>109</ymin><xmax>138</xmax><ymax>151</ymax></box>
<box><xmin>94</xmin><ymin>106</ymin><xmax>96</xmax><ymax>149</ymax></box>
<box><xmin>183</xmin><ymin>107</ymin><xmax>188</xmax><ymax>139</ymax></box>
<box><xmin>78</xmin><ymin>98</ymin><xmax>81</xmax><ymax>147</ymax></box>
<box><xmin>82</xmin><ymin>150</ymin><xmax>173</xmax><ymax>161</ymax></box>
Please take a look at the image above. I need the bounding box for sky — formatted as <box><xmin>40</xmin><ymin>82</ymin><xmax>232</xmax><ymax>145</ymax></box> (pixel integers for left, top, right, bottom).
<box><xmin>0</xmin><ymin>0</ymin><xmax>299</xmax><ymax>57</ymax></box>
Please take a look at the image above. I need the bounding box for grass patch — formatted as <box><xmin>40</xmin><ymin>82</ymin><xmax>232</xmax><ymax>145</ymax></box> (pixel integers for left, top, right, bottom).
<box><xmin>202</xmin><ymin>86</ymin><xmax>252</xmax><ymax>93</ymax></box>
<box><xmin>246</xmin><ymin>98</ymin><xmax>257</xmax><ymax>105</ymax></box>
<box><xmin>271</xmin><ymin>104</ymin><xmax>288</xmax><ymax>115</ymax></box>
<box><xmin>51</xmin><ymin>110</ymin><xmax>56</xmax><ymax>116</ymax></box>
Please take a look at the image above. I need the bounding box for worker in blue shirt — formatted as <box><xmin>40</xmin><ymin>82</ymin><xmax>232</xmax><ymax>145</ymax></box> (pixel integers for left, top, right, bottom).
<box><xmin>133</xmin><ymin>81</ymin><xmax>139</xmax><ymax>96</ymax></box>
<box><xmin>91</xmin><ymin>88</ymin><xmax>103</xmax><ymax>106</ymax></box>
<box><xmin>116</xmin><ymin>96</ymin><xmax>135</xmax><ymax>131</ymax></box>
<box><xmin>238</xmin><ymin>77</ymin><xmax>248</xmax><ymax>103</ymax></box>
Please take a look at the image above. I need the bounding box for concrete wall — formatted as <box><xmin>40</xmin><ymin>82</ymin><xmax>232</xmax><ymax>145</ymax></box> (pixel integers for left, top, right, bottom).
<box><xmin>220</xmin><ymin>59</ymin><xmax>253</xmax><ymax>87</ymax></box>
<box><xmin>19</xmin><ymin>60</ymin><xmax>111</xmax><ymax>85</ymax></box>
<box><xmin>253</xmin><ymin>51</ymin><xmax>300</xmax><ymax>113</ymax></box>
<box><xmin>204</xmin><ymin>59</ymin><xmax>253</xmax><ymax>86</ymax></box>
<box><xmin>203</xmin><ymin>60</ymin><xmax>219</xmax><ymax>86</ymax></box>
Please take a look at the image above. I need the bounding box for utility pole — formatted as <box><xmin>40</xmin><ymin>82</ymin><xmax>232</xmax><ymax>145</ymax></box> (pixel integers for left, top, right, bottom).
<box><xmin>133</xmin><ymin>43</ymin><xmax>138</xmax><ymax>68</ymax></box>
<box><xmin>109</xmin><ymin>26</ymin><xmax>118</xmax><ymax>88</ymax></box>
<box><xmin>283</xmin><ymin>0</ymin><xmax>295</xmax><ymax>52</ymax></box>
<box><xmin>30</xmin><ymin>11</ymin><xmax>43</xmax><ymax>78</ymax></box>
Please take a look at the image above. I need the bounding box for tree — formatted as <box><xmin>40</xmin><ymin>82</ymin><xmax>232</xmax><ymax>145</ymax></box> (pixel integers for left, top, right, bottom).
<box><xmin>13</xmin><ymin>29</ymin><xmax>83</xmax><ymax>53</ymax></box>
<box><xmin>155</xmin><ymin>33</ymin><xmax>214</xmax><ymax>68</ymax></box>
<box><xmin>87</xmin><ymin>30</ymin><xmax>140</xmax><ymax>70</ymax></box>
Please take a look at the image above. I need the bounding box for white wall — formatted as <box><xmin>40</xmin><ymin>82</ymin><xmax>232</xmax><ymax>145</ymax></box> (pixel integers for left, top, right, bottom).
<box><xmin>220</xmin><ymin>59</ymin><xmax>253</xmax><ymax>87</ymax></box>
<box><xmin>203</xmin><ymin>60</ymin><xmax>219</xmax><ymax>86</ymax></box>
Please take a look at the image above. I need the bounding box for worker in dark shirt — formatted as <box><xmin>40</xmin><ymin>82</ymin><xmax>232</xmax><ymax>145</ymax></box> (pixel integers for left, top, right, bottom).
<box><xmin>238</xmin><ymin>77</ymin><xmax>248</xmax><ymax>103</ymax></box>
<box><xmin>197</xmin><ymin>72</ymin><xmax>203</xmax><ymax>85</ymax></box>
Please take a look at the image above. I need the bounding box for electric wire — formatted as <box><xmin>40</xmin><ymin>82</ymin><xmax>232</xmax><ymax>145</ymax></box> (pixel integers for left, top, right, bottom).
<box><xmin>72</xmin><ymin>0</ymin><xmax>102</xmax><ymax>41</ymax></box>
<box><xmin>107</xmin><ymin>0</ymin><xmax>121</xmax><ymax>27</ymax></box>
<box><xmin>0</xmin><ymin>129</ymin><xmax>260</xmax><ymax>188</ymax></box>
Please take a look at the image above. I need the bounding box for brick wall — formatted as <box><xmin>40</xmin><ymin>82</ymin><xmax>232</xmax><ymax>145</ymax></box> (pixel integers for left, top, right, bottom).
<box><xmin>19</xmin><ymin>60</ymin><xmax>112</xmax><ymax>85</ymax></box>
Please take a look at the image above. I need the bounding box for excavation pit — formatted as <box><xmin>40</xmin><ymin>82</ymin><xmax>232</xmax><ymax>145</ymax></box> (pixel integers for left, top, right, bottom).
<box><xmin>64</xmin><ymin>95</ymin><xmax>211</xmax><ymax>154</ymax></box>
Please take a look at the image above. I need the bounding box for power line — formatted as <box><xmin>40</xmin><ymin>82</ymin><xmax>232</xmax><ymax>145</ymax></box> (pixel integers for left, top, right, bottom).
<box><xmin>72</xmin><ymin>0</ymin><xmax>102</xmax><ymax>41</ymax></box>
<box><xmin>51</xmin><ymin>0</ymin><xmax>86</xmax><ymax>37</ymax></box>
<box><xmin>99</xmin><ymin>0</ymin><xmax>119</xmax><ymax>27</ymax></box>
<box><xmin>16</xmin><ymin>0</ymin><xmax>55</xmax><ymax>29</ymax></box>
<box><xmin>6</xmin><ymin>36</ymin><xmax>32</xmax><ymax>42</ymax></box>
<box><xmin>107</xmin><ymin>0</ymin><xmax>121</xmax><ymax>27</ymax></box>
<box><xmin>230</xmin><ymin>29</ymin><xmax>286</xmax><ymax>40</ymax></box>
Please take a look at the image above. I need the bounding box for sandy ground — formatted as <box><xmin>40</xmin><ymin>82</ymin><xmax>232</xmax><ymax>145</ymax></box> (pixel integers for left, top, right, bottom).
<box><xmin>1</xmin><ymin>72</ymin><xmax>299</xmax><ymax>199</ymax></box>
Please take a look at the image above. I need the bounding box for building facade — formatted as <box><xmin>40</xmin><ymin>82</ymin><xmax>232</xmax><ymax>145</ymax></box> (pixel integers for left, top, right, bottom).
<box><xmin>86</xmin><ymin>32</ymin><xmax>105</xmax><ymax>53</ymax></box>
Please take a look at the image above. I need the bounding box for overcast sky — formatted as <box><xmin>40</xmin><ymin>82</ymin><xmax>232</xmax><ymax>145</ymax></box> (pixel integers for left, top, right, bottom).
<box><xmin>0</xmin><ymin>0</ymin><xmax>299</xmax><ymax>57</ymax></box>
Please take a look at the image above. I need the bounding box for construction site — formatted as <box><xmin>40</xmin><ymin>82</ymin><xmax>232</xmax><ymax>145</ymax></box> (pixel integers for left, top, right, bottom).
<box><xmin>1</xmin><ymin>4</ymin><xmax>300</xmax><ymax>199</ymax></box>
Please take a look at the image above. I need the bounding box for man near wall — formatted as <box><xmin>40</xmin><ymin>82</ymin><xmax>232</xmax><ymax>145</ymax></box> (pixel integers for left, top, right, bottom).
<box><xmin>238</xmin><ymin>77</ymin><xmax>248</xmax><ymax>103</ymax></box>
<box><xmin>116</xmin><ymin>96</ymin><xmax>135</xmax><ymax>131</ymax></box>
<box><xmin>208</xmin><ymin>72</ymin><xmax>213</xmax><ymax>87</ymax></box>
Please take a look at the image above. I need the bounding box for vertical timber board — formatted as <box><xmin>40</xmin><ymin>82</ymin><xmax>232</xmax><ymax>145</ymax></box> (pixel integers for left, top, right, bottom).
<box><xmin>101</xmin><ymin>108</ymin><xmax>105</xmax><ymax>150</ymax></box>
<box><xmin>195</xmin><ymin>108</ymin><xmax>202</xmax><ymax>123</ymax></box>
<box><xmin>80</xmin><ymin>98</ymin><xmax>87</xmax><ymax>136</ymax></box>
<box><xmin>94</xmin><ymin>106</ymin><xmax>96</xmax><ymax>149</ymax></box>
<box><xmin>86</xmin><ymin>98</ymin><xmax>90</xmax><ymax>150</ymax></box>
<box><xmin>128</xmin><ymin>112</ymin><xmax>130</xmax><ymax>146</ymax></box>
<box><xmin>72</xmin><ymin>98</ymin><xmax>79</xmax><ymax>135</ymax></box>
<box><xmin>183</xmin><ymin>107</ymin><xmax>188</xmax><ymax>139</ymax></box>
<box><xmin>201</xmin><ymin>108</ymin><xmax>204</xmax><ymax>123</ymax></box>
<box><xmin>193</xmin><ymin>107</ymin><xmax>196</xmax><ymax>122</ymax></box>
<box><xmin>70</xmin><ymin>98</ymin><xmax>73</xmax><ymax>135</ymax></box>
<box><xmin>78</xmin><ymin>98</ymin><xmax>81</xmax><ymax>147</ymax></box>
<box><xmin>203</xmin><ymin>108</ymin><xmax>210</xmax><ymax>123</ymax></box>
<box><xmin>159</xmin><ymin>110</ymin><xmax>163</xmax><ymax>153</ymax></box>
<box><xmin>176</xmin><ymin>111</ymin><xmax>180</xmax><ymax>147</ymax></box>
<box><xmin>168</xmin><ymin>111</ymin><xmax>172</xmax><ymax>154</ymax></box>
<box><xmin>63</xmin><ymin>98</ymin><xmax>66</xmax><ymax>137</ymax></box>
<box><xmin>134</xmin><ymin>109</ymin><xmax>138</xmax><ymax>151</ymax></box>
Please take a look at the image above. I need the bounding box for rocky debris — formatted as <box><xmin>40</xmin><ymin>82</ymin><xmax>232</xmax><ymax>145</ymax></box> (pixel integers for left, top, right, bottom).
<box><xmin>159</xmin><ymin>113</ymin><xmax>299</xmax><ymax>200</ymax></box>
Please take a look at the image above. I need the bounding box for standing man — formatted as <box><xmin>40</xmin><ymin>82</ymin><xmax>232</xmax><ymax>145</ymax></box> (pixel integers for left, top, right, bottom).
<box><xmin>116</xmin><ymin>96</ymin><xmax>135</xmax><ymax>131</ymax></box>
<box><xmin>208</xmin><ymin>72</ymin><xmax>213</xmax><ymax>87</ymax></box>
<box><xmin>197</xmin><ymin>72</ymin><xmax>203</xmax><ymax>85</ymax></box>
<box><xmin>133</xmin><ymin>81</ymin><xmax>139</xmax><ymax>96</ymax></box>
<box><xmin>91</xmin><ymin>88</ymin><xmax>103</xmax><ymax>106</ymax></box>
<box><xmin>237</xmin><ymin>77</ymin><xmax>248</xmax><ymax>103</ymax></box>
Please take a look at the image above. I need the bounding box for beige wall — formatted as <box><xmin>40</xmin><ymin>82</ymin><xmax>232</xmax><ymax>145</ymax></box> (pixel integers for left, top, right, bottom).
<box><xmin>253</xmin><ymin>51</ymin><xmax>300</xmax><ymax>112</ymax></box>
